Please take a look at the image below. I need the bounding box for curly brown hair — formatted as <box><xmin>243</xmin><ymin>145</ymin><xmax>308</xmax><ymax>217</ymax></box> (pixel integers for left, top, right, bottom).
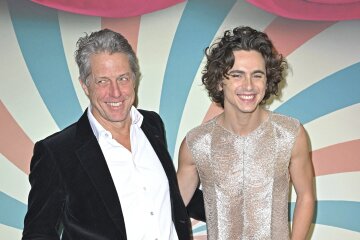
<box><xmin>202</xmin><ymin>26</ymin><xmax>288</xmax><ymax>107</ymax></box>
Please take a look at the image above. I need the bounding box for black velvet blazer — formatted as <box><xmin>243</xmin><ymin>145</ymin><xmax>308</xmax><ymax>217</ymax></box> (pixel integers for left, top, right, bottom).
<box><xmin>22</xmin><ymin>109</ymin><xmax>194</xmax><ymax>240</ymax></box>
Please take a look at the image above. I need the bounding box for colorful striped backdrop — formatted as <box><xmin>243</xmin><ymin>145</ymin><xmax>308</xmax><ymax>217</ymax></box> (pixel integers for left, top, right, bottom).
<box><xmin>1</xmin><ymin>0</ymin><xmax>359</xmax><ymax>239</ymax></box>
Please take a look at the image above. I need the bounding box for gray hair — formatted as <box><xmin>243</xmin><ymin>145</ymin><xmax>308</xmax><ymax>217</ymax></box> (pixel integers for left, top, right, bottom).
<box><xmin>75</xmin><ymin>28</ymin><xmax>141</xmax><ymax>86</ymax></box>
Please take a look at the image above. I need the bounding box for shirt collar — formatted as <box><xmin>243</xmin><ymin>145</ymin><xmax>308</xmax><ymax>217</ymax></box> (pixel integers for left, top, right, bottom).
<box><xmin>87</xmin><ymin>105</ymin><xmax>144</xmax><ymax>140</ymax></box>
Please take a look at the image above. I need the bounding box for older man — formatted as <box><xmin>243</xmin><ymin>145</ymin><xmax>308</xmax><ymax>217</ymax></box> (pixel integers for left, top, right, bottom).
<box><xmin>22</xmin><ymin>29</ymin><xmax>199</xmax><ymax>240</ymax></box>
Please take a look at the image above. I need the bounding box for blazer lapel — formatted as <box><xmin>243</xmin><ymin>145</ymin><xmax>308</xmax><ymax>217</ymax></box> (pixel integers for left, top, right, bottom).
<box><xmin>141</xmin><ymin>119</ymin><xmax>177</xmax><ymax>189</ymax></box>
<box><xmin>75</xmin><ymin>110</ymin><xmax>127</xmax><ymax>238</ymax></box>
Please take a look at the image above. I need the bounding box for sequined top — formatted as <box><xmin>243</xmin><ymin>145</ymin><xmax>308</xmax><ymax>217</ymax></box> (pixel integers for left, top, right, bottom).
<box><xmin>186</xmin><ymin>112</ymin><xmax>300</xmax><ymax>240</ymax></box>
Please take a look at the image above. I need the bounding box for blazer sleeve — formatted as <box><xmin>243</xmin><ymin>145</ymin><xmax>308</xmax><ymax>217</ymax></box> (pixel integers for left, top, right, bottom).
<box><xmin>22</xmin><ymin>141</ymin><xmax>65</xmax><ymax>240</ymax></box>
<box><xmin>187</xmin><ymin>188</ymin><xmax>206</xmax><ymax>222</ymax></box>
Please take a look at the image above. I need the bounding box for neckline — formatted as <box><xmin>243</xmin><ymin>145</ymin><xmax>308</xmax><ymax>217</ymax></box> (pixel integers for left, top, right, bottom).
<box><xmin>213</xmin><ymin>111</ymin><xmax>272</xmax><ymax>138</ymax></box>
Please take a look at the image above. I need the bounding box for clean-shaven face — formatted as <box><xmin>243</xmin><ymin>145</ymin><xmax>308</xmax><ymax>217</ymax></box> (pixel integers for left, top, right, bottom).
<box><xmin>221</xmin><ymin>50</ymin><xmax>267</xmax><ymax>115</ymax></box>
<box><xmin>80</xmin><ymin>52</ymin><xmax>136</xmax><ymax>128</ymax></box>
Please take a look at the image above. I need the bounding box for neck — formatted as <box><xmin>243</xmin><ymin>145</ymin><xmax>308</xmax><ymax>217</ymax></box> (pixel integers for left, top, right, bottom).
<box><xmin>96</xmin><ymin>116</ymin><xmax>132</xmax><ymax>152</ymax></box>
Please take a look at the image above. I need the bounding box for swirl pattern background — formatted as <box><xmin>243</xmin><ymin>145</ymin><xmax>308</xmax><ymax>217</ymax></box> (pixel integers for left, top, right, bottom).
<box><xmin>0</xmin><ymin>0</ymin><xmax>359</xmax><ymax>238</ymax></box>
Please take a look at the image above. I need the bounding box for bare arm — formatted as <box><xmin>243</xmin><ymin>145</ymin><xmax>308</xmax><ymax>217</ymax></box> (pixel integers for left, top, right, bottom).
<box><xmin>290</xmin><ymin>125</ymin><xmax>315</xmax><ymax>240</ymax></box>
<box><xmin>177</xmin><ymin>138</ymin><xmax>199</xmax><ymax>206</ymax></box>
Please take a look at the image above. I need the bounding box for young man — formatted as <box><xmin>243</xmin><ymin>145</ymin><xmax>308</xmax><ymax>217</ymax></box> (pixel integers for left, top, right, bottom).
<box><xmin>177</xmin><ymin>26</ymin><xmax>315</xmax><ymax>240</ymax></box>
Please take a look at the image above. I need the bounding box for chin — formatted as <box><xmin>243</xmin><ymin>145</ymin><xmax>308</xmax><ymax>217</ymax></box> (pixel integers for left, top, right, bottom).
<box><xmin>239</xmin><ymin>107</ymin><xmax>258</xmax><ymax>113</ymax></box>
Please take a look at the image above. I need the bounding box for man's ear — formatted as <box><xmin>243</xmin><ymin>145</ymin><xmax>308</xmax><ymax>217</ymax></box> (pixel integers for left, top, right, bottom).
<box><xmin>218</xmin><ymin>81</ymin><xmax>223</xmax><ymax>91</ymax></box>
<box><xmin>79</xmin><ymin>79</ymin><xmax>90</xmax><ymax>96</ymax></box>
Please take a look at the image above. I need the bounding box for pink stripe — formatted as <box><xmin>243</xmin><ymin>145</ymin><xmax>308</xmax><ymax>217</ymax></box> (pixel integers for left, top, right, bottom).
<box><xmin>312</xmin><ymin>140</ymin><xmax>360</xmax><ymax>176</ymax></box>
<box><xmin>0</xmin><ymin>101</ymin><xmax>34</xmax><ymax>174</ymax></box>
<box><xmin>31</xmin><ymin>0</ymin><xmax>184</xmax><ymax>18</ymax></box>
<box><xmin>264</xmin><ymin>18</ymin><xmax>335</xmax><ymax>56</ymax></box>
<box><xmin>101</xmin><ymin>17</ymin><xmax>141</xmax><ymax>53</ymax></box>
<box><xmin>194</xmin><ymin>236</ymin><xmax>207</xmax><ymax>240</ymax></box>
<box><xmin>246</xmin><ymin>0</ymin><xmax>360</xmax><ymax>21</ymax></box>
<box><xmin>309</xmin><ymin>0</ymin><xmax>360</xmax><ymax>3</ymax></box>
<box><xmin>191</xmin><ymin>219</ymin><xmax>200</xmax><ymax>226</ymax></box>
<box><xmin>202</xmin><ymin>102</ymin><xmax>223</xmax><ymax>123</ymax></box>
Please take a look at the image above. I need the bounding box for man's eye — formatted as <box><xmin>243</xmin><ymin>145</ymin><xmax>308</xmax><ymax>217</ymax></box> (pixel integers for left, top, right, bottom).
<box><xmin>229</xmin><ymin>73</ymin><xmax>241</xmax><ymax>78</ymax></box>
<box><xmin>119</xmin><ymin>77</ymin><xmax>129</xmax><ymax>81</ymax></box>
<box><xmin>96</xmin><ymin>79</ymin><xmax>108</xmax><ymax>85</ymax></box>
<box><xmin>117</xmin><ymin>76</ymin><xmax>132</xmax><ymax>84</ymax></box>
<box><xmin>254</xmin><ymin>74</ymin><xmax>266</xmax><ymax>80</ymax></box>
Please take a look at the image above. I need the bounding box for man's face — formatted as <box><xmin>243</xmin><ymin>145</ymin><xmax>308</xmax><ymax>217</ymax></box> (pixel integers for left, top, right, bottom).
<box><xmin>221</xmin><ymin>50</ymin><xmax>267</xmax><ymax>115</ymax></box>
<box><xmin>80</xmin><ymin>52</ymin><xmax>135</xmax><ymax>128</ymax></box>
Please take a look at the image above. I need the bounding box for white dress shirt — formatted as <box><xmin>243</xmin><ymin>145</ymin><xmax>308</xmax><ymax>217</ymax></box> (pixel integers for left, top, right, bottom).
<box><xmin>88</xmin><ymin>106</ymin><xmax>178</xmax><ymax>240</ymax></box>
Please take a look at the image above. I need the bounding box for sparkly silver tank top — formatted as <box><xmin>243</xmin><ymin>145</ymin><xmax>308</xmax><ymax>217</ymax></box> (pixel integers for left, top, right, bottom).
<box><xmin>186</xmin><ymin>112</ymin><xmax>300</xmax><ymax>240</ymax></box>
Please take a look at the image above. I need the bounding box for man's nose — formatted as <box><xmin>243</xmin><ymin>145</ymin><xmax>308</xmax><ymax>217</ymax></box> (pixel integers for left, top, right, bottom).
<box><xmin>109</xmin><ymin>81</ymin><xmax>121</xmax><ymax>97</ymax></box>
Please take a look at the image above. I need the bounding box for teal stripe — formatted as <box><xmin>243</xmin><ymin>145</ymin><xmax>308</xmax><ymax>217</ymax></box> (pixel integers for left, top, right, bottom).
<box><xmin>0</xmin><ymin>191</ymin><xmax>27</xmax><ymax>230</ymax></box>
<box><xmin>275</xmin><ymin>62</ymin><xmax>360</xmax><ymax>124</ymax></box>
<box><xmin>192</xmin><ymin>223</ymin><xmax>207</xmax><ymax>234</ymax></box>
<box><xmin>290</xmin><ymin>200</ymin><xmax>360</xmax><ymax>233</ymax></box>
<box><xmin>159</xmin><ymin>0</ymin><xmax>237</xmax><ymax>157</ymax></box>
<box><xmin>7</xmin><ymin>0</ymin><xmax>82</xmax><ymax>129</ymax></box>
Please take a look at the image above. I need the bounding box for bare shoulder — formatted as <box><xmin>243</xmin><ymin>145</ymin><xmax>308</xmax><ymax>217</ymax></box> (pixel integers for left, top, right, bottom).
<box><xmin>178</xmin><ymin>137</ymin><xmax>195</xmax><ymax>167</ymax></box>
<box><xmin>292</xmin><ymin>124</ymin><xmax>310</xmax><ymax>158</ymax></box>
<box><xmin>290</xmin><ymin>124</ymin><xmax>313</xmax><ymax>182</ymax></box>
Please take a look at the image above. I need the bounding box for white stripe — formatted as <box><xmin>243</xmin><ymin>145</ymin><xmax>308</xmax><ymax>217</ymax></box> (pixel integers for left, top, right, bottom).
<box><xmin>270</xmin><ymin>20</ymin><xmax>360</xmax><ymax>110</ymax></box>
<box><xmin>304</xmin><ymin>103</ymin><xmax>360</xmax><ymax>151</ymax></box>
<box><xmin>308</xmin><ymin>223</ymin><xmax>360</xmax><ymax>240</ymax></box>
<box><xmin>0</xmin><ymin>0</ymin><xmax>58</xmax><ymax>142</ymax></box>
<box><xmin>137</xmin><ymin>2</ymin><xmax>186</xmax><ymax>112</ymax></box>
<box><xmin>58</xmin><ymin>11</ymin><xmax>101</xmax><ymax>111</ymax></box>
<box><xmin>315</xmin><ymin>172</ymin><xmax>360</xmax><ymax>202</ymax></box>
<box><xmin>0</xmin><ymin>155</ymin><xmax>30</xmax><ymax>204</ymax></box>
<box><xmin>174</xmin><ymin>63</ymin><xmax>211</xmax><ymax>165</ymax></box>
<box><xmin>290</xmin><ymin>172</ymin><xmax>360</xmax><ymax>202</ymax></box>
<box><xmin>0</xmin><ymin>224</ymin><xmax>23</xmax><ymax>239</ymax></box>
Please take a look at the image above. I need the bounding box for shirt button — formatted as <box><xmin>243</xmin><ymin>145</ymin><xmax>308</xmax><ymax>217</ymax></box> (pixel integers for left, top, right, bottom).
<box><xmin>150</xmin><ymin>211</ymin><xmax>154</xmax><ymax>216</ymax></box>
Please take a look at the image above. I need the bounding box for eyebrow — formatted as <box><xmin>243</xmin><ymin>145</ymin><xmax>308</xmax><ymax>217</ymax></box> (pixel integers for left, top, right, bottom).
<box><xmin>228</xmin><ymin>69</ymin><xmax>266</xmax><ymax>75</ymax></box>
<box><xmin>116</xmin><ymin>73</ymin><xmax>131</xmax><ymax>79</ymax></box>
<box><xmin>94</xmin><ymin>72</ymin><xmax>131</xmax><ymax>80</ymax></box>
